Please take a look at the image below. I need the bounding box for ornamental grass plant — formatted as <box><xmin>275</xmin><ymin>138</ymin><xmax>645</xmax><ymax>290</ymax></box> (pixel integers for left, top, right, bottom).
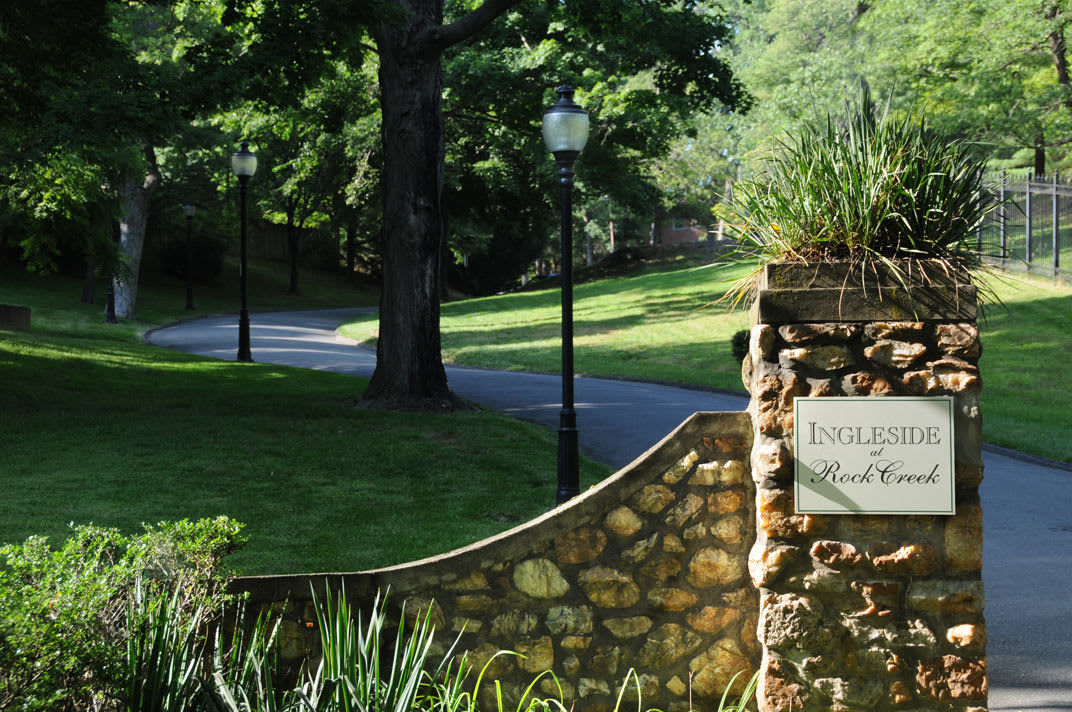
<box><xmin>726</xmin><ymin>87</ymin><xmax>995</xmax><ymax>304</ymax></box>
<box><xmin>2</xmin><ymin>525</ymin><xmax>762</xmax><ymax>712</ymax></box>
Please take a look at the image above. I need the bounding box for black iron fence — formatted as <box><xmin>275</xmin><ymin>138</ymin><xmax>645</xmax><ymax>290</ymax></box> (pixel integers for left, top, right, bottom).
<box><xmin>978</xmin><ymin>171</ymin><xmax>1072</xmax><ymax>284</ymax></box>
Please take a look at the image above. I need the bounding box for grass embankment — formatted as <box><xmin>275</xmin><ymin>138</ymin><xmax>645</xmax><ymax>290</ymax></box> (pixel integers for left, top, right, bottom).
<box><xmin>0</xmin><ymin>262</ymin><xmax>610</xmax><ymax>574</ymax></box>
<box><xmin>0</xmin><ymin>255</ymin><xmax>379</xmax><ymax>341</ymax></box>
<box><xmin>342</xmin><ymin>257</ymin><xmax>1072</xmax><ymax>464</ymax></box>
<box><xmin>343</xmin><ymin>256</ymin><xmax>755</xmax><ymax>389</ymax></box>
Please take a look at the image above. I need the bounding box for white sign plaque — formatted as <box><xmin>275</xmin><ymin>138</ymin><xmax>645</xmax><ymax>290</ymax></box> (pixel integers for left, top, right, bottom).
<box><xmin>794</xmin><ymin>397</ymin><xmax>955</xmax><ymax>515</ymax></box>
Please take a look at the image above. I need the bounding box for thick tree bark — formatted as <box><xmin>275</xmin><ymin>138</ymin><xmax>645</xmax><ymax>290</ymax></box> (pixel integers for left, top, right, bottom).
<box><xmin>112</xmin><ymin>146</ymin><xmax>161</xmax><ymax>319</ymax></box>
<box><xmin>363</xmin><ymin>0</ymin><xmax>522</xmax><ymax>409</ymax></box>
<box><xmin>365</xmin><ymin>2</ymin><xmax>454</xmax><ymax>408</ymax></box>
<box><xmin>81</xmin><ymin>260</ymin><xmax>95</xmax><ymax>304</ymax></box>
<box><xmin>440</xmin><ymin>190</ymin><xmax>451</xmax><ymax>301</ymax></box>
<box><xmin>1046</xmin><ymin>5</ymin><xmax>1072</xmax><ymax>110</ymax></box>
<box><xmin>345</xmin><ymin>223</ymin><xmax>356</xmax><ymax>281</ymax></box>
<box><xmin>286</xmin><ymin>203</ymin><xmax>300</xmax><ymax>293</ymax></box>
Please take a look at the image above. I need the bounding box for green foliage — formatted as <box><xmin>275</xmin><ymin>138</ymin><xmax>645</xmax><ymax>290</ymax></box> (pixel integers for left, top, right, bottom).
<box><xmin>209</xmin><ymin>586</ymin><xmax>761</xmax><ymax>712</ymax></box>
<box><xmin>717</xmin><ymin>0</ymin><xmax>1072</xmax><ymax>174</ymax></box>
<box><xmin>728</xmin><ymin>89</ymin><xmax>991</xmax><ymax>271</ymax></box>
<box><xmin>861</xmin><ymin>0</ymin><xmax>1072</xmax><ymax>172</ymax></box>
<box><xmin>720</xmin><ymin>0</ymin><xmax>873</xmax><ymax>163</ymax></box>
<box><xmin>713</xmin><ymin>669</ymin><xmax>761</xmax><ymax>712</ymax></box>
<box><xmin>156</xmin><ymin>231</ymin><xmax>228</xmax><ymax>284</ymax></box>
<box><xmin>0</xmin><ymin>517</ymin><xmax>244</xmax><ymax>711</ymax></box>
<box><xmin>440</xmin><ymin>0</ymin><xmax>749</xmax><ymax>293</ymax></box>
<box><xmin>123</xmin><ymin>580</ymin><xmax>206</xmax><ymax>712</ymax></box>
<box><xmin>731</xmin><ymin>330</ymin><xmax>750</xmax><ymax>362</ymax></box>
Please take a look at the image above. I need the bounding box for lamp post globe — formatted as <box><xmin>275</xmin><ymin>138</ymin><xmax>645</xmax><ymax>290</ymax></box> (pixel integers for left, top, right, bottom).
<box><xmin>543</xmin><ymin>85</ymin><xmax>589</xmax><ymax>160</ymax></box>
<box><xmin>232</xmin><ymin>141</ymin><xmax>257</xmax><ymax>362</ymax></box>
<box><xmin>542</xmin><ymin>84</ymin><xmax>589</xmax><ymax>506</ymax></box>
<box><xmin>182</xmin><ymin>201</ymin><xmax>196</xmax><ymax>311</ymax></box>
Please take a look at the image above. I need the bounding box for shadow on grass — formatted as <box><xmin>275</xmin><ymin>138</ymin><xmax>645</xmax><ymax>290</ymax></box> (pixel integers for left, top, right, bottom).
<box><xmin>0</xmin><ymin>331</ymin><xmax>612</xmax><ymax>574</ymax></box>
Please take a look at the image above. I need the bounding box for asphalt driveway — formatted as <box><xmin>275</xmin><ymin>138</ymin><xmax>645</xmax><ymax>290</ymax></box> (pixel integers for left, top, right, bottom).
<box><xmin>147</xmin><ymin>308</ymin><xmax>1072</xmax><ymax>711</ymax></box>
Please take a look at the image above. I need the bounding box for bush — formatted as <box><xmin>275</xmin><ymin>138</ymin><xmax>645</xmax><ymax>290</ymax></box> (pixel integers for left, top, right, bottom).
<box><xmin>731</xmin><ymin>329</ymin><xmax>749</xmax><ymax>362</ymax></box>
<box><xmin>0</xmin><ymin>517</ymin><xmax>244</xmax><ymax>711</ymax></box>
<box><xmin>725</xmin><ymin>86</ymin><xmax>995</xmax><ymax>307</ymax></box>
<box><xmin>2</xmin><ymin>522</ymin><xmax>760</xmax><ymax>712</ymax></box>
<box><xmin>732</xmin><ymin>87</ymin><xmax>990</xmax><ymax>263</ymax></box>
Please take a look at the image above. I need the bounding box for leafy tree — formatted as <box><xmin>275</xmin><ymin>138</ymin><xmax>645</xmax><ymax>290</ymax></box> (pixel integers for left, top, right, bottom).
<box><xmin>439</xmin><ymin>2</ymin><xmax>749</xmax><ymax>289</ymax></box>
<box><xmin>223</xmin><ymin>0</ymin><xmax>747</xmax><ymax>409</ymax></box>
<box><xmin>106</xmin><ymin>1</ymin><xmax>219</xmax><ymax>319</ymax></box>
<box><xmin>862</xmin><ymin>0</ymin><xmax>1072</xmax><ymax>173</ymax></box>
<box><xmin>0</xmin><ymin>0</ymin><xmax>137</xmax><ymax>296</ymax></box>
<box><xmin>653</xmin><ymin>109</ymin><xmax>742</xmax><ymax>230</ymax></box>
<box><xmin>1</xmin><ymin>1</ymin><xmax>253</xmax><ymax>318</ymax></box>
<box><xmin>717</xmin><ymin>0</ymin><xmax>1072</xmax><ymax>175</ymax></box>
<box><xmin>714</xmin><ymin>0</ymin><xmax>874</xmax><ymax>164</ymax></box>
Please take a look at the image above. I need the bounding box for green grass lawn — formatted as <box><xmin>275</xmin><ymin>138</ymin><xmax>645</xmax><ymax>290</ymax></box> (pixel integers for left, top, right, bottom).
<box><xmin>342</xmin><ymin>257</ymin><xmax>1072</xmax><ymax>464</ymax></box>
<box><xmin>343</xmin><ymin>256</ymin><xmax>755</xmax><ymax>389</ymax></box>
<box><xmin>0</xmin><ymin>255</ymin><xmax>379</xmax><ymax>341</ymax></box>
<box><xmin>0</xmin><ymin>261</ymin><xmax>609</xmax><ymax>575</ymax></box>
<box><xmin>6</xmin><ymin>250</ymin><xmax>1072</xmax><ymax>578</ymax></box>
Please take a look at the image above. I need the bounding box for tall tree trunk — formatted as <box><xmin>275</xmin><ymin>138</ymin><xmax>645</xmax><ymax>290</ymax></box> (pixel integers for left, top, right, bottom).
<box><xmin>113</xmin><ymin>147</ymin><xmax>161</xmax><ymax>319</ymax></box>
<box><xmin>365</xmin><ymin>3</ymin><xmax>454</xmax><ymax>408</ymax></box>
<box><xmin>608</xmin><ymin>218</ymin><xmax>615</xmax><ymax>253</ymax></box>
<box><xmin>583</xmin><ymin>209</ymin><xmax>593</xmax><ymax>265</ymax></box>
<box><xmin>440</xmin><ymin>190</ymin><xmax>450</xmax><ymax>301</ymax></box>
<box><xmin>1046</xmin><ymin>5</ymin><xmax>1072</xmax><ymax>110</ymax></box>
<box><xmin>345</xmin><ymin>223</ymin><xmax>357</xmax><ymax>282</ymax></box>
<box><xmin>1035</xmin><ymin>143</ymin><xmax>1046</xmax><ymax>177</ymax></box>
<box><xmin>287</xmin><ymin>205</ymin><xmax>300</xmax><ymax>293</ymax></box>
<box><xmin>81</xmin><ymin>260</ymin><xmax>95</xmax><ymax>304</ymax></box>
<box><xmin>363</xmin><ymin>0</ymin><xmax>522</xmax><ymax>409</ymax></box>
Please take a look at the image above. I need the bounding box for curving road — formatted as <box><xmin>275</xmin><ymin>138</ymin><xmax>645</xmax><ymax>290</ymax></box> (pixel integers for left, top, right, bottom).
<box><xmin>147</xmin><ymin>308</ymin><xmax>1072</xmax><ymax>711</ymax></box>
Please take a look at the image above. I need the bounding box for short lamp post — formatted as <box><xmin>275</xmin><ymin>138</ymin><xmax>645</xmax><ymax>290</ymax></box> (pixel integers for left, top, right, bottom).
<box><xmin>231</xmin><ymin>141</ymin><xmax>257</xmax><ymax>362</ymax></box>
<box><xmin>182</xmin><ymin>201</ymin><xmax>196</xmax><ymax>311</ymax></box>
<box><xmin>543</xmin><ymin>84</ymin><xmax>589</xmax><ymax>505</ymax></box>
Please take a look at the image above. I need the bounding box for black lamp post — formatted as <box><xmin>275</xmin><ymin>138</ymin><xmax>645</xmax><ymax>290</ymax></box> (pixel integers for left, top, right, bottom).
<box><xmin>182</xmin><ymin>201</ymin><xmax>196</xmax><ymax>311</ymax></box>
<box><xmin>231</xmin><ymin>141</ymin><xmax>257</xmax><ymax>362</ymax></box>
<box><xmin>543</xmin><ymin>84</ymin><xmax>589</xmax><ymax>505</ymax></box>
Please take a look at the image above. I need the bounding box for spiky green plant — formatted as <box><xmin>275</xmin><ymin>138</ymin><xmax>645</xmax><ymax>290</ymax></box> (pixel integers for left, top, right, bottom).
<box><xmin>122</xmin><ymin>577</ymin><xmax>205</xmax><ymax>712</ymax></box>
<box><xmin>726</xmin><ymin>87</ymin><xmax>995</xmax><ymax>304</ymax></box>
<box><xmin>312</xmin><ymin>586</ymin><xmax>461</xmax><ymax>712</ymax></box>
<box><xmin>204</xmin><ymin>603</ymin><xmax>289</xmax><ymax>712</ymax></box>
<box><xmin>711</xmin><ymin>670</ymin><xmax>760</xmax><ymax>712</ymax></box>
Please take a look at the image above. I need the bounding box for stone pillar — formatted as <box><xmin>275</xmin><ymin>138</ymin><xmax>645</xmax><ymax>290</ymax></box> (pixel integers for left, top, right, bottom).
<box><xmin>744</xmin><ymin>263</ymin><xmax>987</xmax><ymax>712</ymax></box>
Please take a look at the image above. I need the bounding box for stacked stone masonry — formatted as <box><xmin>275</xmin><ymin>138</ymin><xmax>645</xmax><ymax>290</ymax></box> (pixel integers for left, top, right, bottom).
<box><xmin>233</xmin><ymin>413</ymin><xmax>761</xmax><ymax>712</ymax></box>
<box><xmin>745</xmin><ymin>264</ymin><xmax>987</xmax><ymax>712</ymax></box>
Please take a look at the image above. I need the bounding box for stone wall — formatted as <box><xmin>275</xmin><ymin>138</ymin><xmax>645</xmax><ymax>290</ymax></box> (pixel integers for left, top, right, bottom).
<box><xmin>233</xmin><ymin>412</ymin><xmax>760</xmax><ymax>711</ymax></box>
<box><xmin>744</xmin><ymin>263</ymin><xmax>987</xmax><ymax>712</ymax></box>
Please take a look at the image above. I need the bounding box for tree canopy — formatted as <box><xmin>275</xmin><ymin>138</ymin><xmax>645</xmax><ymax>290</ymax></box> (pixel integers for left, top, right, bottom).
<box><xmin>9</xmin><ymin>0</ymin><xmax>1060</xmax><ymax>408</ymax></box>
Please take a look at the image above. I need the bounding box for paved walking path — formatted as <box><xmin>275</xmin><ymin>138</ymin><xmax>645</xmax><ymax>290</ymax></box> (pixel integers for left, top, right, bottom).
<box><xmin>147</xmin><ymin>308</ymin><xmax>1072</xmax><ymax>711</ymax></box>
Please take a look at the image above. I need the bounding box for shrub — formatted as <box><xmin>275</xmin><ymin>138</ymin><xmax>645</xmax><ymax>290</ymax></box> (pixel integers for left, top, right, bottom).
<box><xmin>726</xmin><ymin>86</ymin><xmax>995</xmax><ymax>304</ymax></box>
<box><xmin>3</xmin><ymin>522</ymin><xmax>760</xmax><ymax>712</ymax></box>
<box><xmin>730</xmin><ymin>329</ymin><xmax>749</xmax><ymax>362</ymax></box>
<box><xmin>0</xmin><ymin>517</ymin><xmax>245</xmax><ymax>711</ymax></box>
